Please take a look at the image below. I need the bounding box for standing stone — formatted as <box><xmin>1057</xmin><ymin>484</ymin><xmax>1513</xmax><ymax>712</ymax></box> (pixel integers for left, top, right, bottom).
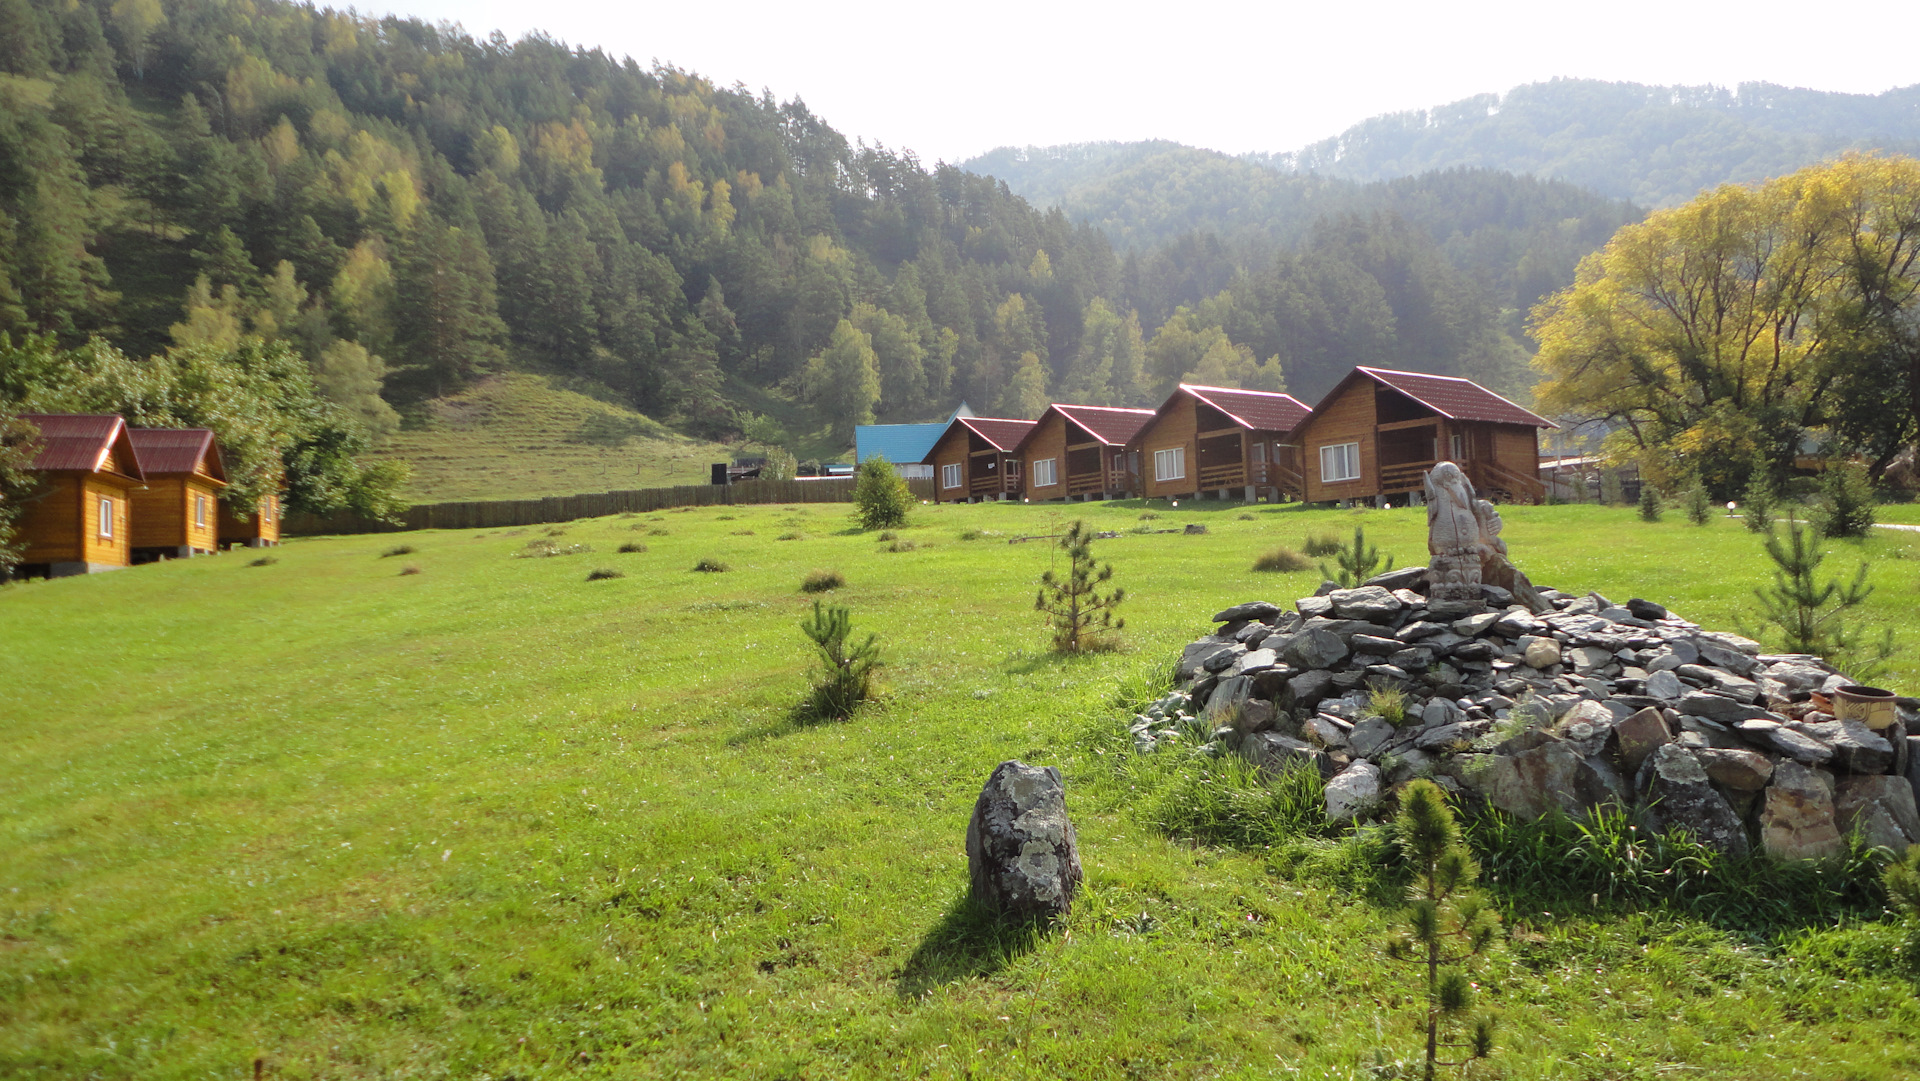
<box><xmin>965</xmin><ymin>761</ymin><xmax>1083</xmax><ymax>919</ymax></box>
<box><xmin>1643</xmin><ymin>745</ymin><xmax>1749</xmax><ymax>855</ymax></box>
<box><xmin>1759</xmin><ymin>761</ymin><xmax>1843</xmax><ymax>863</ymax></box>
<box><xmin>1426</xmin><ymin>462</ymin><xmax>1486</xmax><ymax>611</ymax></box>
<box><xmin>1324</xmin><ymin>760</ymin><xmax>1382</xmax><ymax>822</ymax></box>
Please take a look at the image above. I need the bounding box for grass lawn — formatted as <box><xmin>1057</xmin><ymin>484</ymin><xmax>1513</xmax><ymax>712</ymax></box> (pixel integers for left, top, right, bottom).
<box><xmin>4</xmin><ymin>500</ymin><xmax>1920</xmax><ymax>1079</ymax></box>
<box><xmin>374</xmin><ymin>374</ymin><xmax>736</xmax><ymax>502</ymax></box>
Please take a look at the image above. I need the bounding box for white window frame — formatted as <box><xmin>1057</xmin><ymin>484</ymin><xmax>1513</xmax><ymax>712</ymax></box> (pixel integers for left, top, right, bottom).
<box><xmin>1450</xmin><ymin>433</ymin><xmax>1465</xmax><ymax>461</ymax></box>
<box><xmin>195</xmin><ymin>494</ymin><xmax>207</xmax><ymax>528</ymax></box>
<box><xmin>1032</xmin><ymin>457</ymin><xmax>1058</xmax><ymax>487</ymax></box>
<box><xmin>1153</xmin><ymin>447</ymin><xmax>1185</xmax><ymax>482</ymax></box>
<box><xmin>1319</xmin><ymin>441</ymin><xmax>1361</xmax><ymax>483</ymax></box>
<box><xmin>264</xmin><ymin>495</ymin><xmax>274</xmax><ymax>523</ymax></box>
<box><xmin>941</xmin><ymin>462</ymin><xmax>963</xmax><ymax>490</ymax></box>
<box><xmin>1251</xmin><ymin>441</ymin><xmax>1267</xmax><ymax>464</ymax></box>
<box><xmin>98</xmin><ymin>496</ymin><xmax>114</xmax><ymax>538</ymax></box>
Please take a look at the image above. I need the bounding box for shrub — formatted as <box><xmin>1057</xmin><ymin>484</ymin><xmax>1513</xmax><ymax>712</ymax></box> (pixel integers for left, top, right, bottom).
<box><xmin>800</xmin><ymin>568</ymin><xmax>846</xmax><ymax>593</ymax></box>
<box><xmin>852</xmin><ymin>455</ymin><xmax>912</xmax><ymax>530</ymax></box>
<box><xmin>884</xmin><ymin>539</ymin><xmax>919</xmax><ymax>553</ymax></box>
<box><xmin>398</xmin><ymin>564</ymin><xmax>421</xmax><ymax>575</ymax></box>
<box><xmin>1743</xmin><ymin>464</ymin><xmax>1778</xmax><ymax>533</ymax></box>
<box><xmin>1684</xmin><ymin>476</ymin><xmax>1714</xmax><ymax>525</ymax></box>
<box><xmin>1318</xmin><ymin>525</ymin><xmax>1392</xmax><ymax>587</ymax></box>
<box><xmin>380</xmin><ymin>544</ymin><xmax>416</xmax><ymax>558</ymax></box>
<box><xmin>586</xmin><ymin>568</ymin><xmax>624</xmax><ymax>581</ymax></box>
<box><xmin>877</xmin><ymin>530</ymin><xmax>898</xmax><ymax>542</ymax></box>
<box><xmin>1302</xmin><ymin>531</ymin><xmax>1342</xmax><ymax>557</ymax></box>
<box><xmin>1814</xmin><ymin>461</ymin><xmax>1878</xmax><ymax>538</ymax></box>
<box><xmin>798</xmin><ymin>599</ymin><xmax>880</xmax><ymax>720</ymax></box>
<box><xmin>1638</xmin><ymin>482</ymin><xmax>1663</xmax><ymax>522</ymax></box>
<box><xmin>1237</xmin><ymin>512</ymin><xmax>1255</xmax><ymax>521</ymax></box>
<box><xmin>1251</xmin><ymin>546</ymin><xmax>1312</xmax><ymax>573</ymax></box>
<box><xmin>618</xmin><ymin>541</ymin><xmax>647</xmax><ymax>553</ymax></box>
<box><xmin>958</xmin><ymin>529</ymin><xmax>982</xmax><ymax>541</ymax></box>
<box><xmin>693</xmin><ymin>558</ymin><xmax>729</xmax><ymax>573</ymax></box>
<box><xmin>761</xmin><ymin>448</ymin><xmax>798</xmax><ymax>482</ymax></box>
<box><xmin>1036</xmin><ymin>520</ymin><xmax>1125</xmax><ymax>653</ymax></box>
<box><xmin>1600</xmin><ymin>469</ymin><xmax>1625</xmax><ymax>506</ymax></box>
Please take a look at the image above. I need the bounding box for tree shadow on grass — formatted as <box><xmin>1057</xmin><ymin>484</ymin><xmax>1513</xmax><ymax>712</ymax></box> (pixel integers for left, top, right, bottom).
<box><xmin>726</xmin><ymin>688</ymin><xmax>865</xmax><ymax>746</ymax></box>
<box><xmin>896</xmin><ymin>889</ymin><xmax>1050</xmax><ymax>1000</ymax></box>
<box><xmin>1001</xmin><ymin>647</ymin><xmax>1125</xmax><ymax>678</ymax></box>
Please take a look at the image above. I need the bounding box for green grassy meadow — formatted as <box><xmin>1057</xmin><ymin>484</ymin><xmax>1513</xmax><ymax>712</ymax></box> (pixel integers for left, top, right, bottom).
<box><xmin>375</xmin><ymin>374</ymin><xmax>737</xmax><ymax>503</ymax></box>
<box><xmin>4</xmin><ymin>500</ymin><xmax>1920</xmax><ymax>1079</ymax></box>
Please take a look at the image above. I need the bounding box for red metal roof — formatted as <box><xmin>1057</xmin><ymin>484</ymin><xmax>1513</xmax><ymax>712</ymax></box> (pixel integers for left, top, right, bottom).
<box><xmin>129</xmin><ymin>428</ymin><xmax>227</xmax><ymax>482</ymax></box>
<box><xmin>1052</xmin><ymin>404</ymin><xmax>1155</xmax><ymax>446</ymax></box>
<box><xmin>1356</xmin><ymin>367</ymin><xmax>1556</xmax><ymax>428</ymax></box>
<box><xmin>18</xmin><ymin>413</ymin><xmax>144</xmax><ymax>480</ymax></box>
<box><xmin>956</xmin><ymin>416</ymin><xmax>1037</xmax><ymax>453</ymax></box>
<box><xmin>1180</xmin><ymin>385</ymin><xmax>1313</xmax><ymax>433</ymax></box>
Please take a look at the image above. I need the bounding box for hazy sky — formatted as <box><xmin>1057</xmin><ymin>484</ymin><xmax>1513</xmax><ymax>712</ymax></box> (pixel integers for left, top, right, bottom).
<box><xmin>381</xmin><ymin>0</ymin><xmax>1920</xmax><ymax>164</ymax></box>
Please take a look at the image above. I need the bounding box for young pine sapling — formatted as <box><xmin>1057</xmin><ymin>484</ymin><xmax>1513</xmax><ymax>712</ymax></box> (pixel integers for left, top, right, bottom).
<box><xmin>1035</xmin><ymin>520</ymin><xmax>1125</xmax><ymax>653</ymax></box>
<box><xmin>1319</xmin><ymin>525</ymin><xmax>1393</xmax><ymax>588</ymax></box>
<box><xmin>798</xmin><ymin>599</ymin><xmax>881</xmax><ymax>719</ymax></box>
<box><xmin>1387</xmin><ymin>780</ymin><xmax>1499</xmax><ymax>1081</ymax></box>
<box><xmin>1747</xmin><ymin>516</ymin><xmax>1895</xmax><ymax>681</ymax></box>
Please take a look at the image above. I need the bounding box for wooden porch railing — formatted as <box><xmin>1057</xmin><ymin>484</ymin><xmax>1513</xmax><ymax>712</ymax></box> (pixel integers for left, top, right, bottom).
<box><xmin>1470</xmin><ymin>459</ymin><xmax>1547</xmax><ymax>503</ymax></box>
<box><xmin>1198</xmin><ymin>462</ymin><xmax>1245</xmax><ymax>489</ymax></box>
<box><xmin>1379</xmin><ymin>459</ymin><xmax>1435</xmax><ymax>493</ymax></box>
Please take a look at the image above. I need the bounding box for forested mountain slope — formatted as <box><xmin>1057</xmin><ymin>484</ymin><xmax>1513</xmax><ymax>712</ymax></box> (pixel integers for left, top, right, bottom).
<box><xmin>0</xmin><ymin>0</ymin><xmax>1558</xmax><ymax>451</ymax></box>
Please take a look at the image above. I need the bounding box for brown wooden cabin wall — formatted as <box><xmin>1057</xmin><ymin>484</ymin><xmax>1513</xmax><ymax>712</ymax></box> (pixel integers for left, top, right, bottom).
<box><xmin>130</xmin><ymin>477</ymin><xmax>186</xmax><ymax>549</ymax></box>
<box><xmin>1299</xmin><ymin>378</ymin><xmax>1379</xmax><ymax>502</ymax></box>
<box><xmin>79</xmin><ymin>475</ymin><xmax>133</xmax><ymax>566</ymax></box>
<box><xmin>1136</xmin><ymin>394</ymin><xmax>1199</xmax><ymax>498</ymax></box>
<box><xmin>928</xmin><ymin>427</ymin><xmax>970</xmax><ymax>502</ymax></box>
<box><xmin>1493</xmin><ymin>425</ymin><xmax>1539</xmax><ymax>473</ymax></box>
<box><xmin>219</xmin><ymin>492</ymin><xmax>283</xmax><ymax>545</ymax></box>
<box><xmin>1022</xmin><ymin>412</ymin><xmax>1069</xmax><ymax>500</ymax></box>
<box><xmin>17</xmin><ymin>475</ymin><xmax>80</xmax><ymax>564</ymax></box>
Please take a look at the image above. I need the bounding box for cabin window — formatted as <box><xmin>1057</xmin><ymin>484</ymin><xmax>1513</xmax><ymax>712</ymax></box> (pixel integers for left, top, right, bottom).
<box><xmin>195</xmin><ymin>494</ymin><xmax>208</xmax><ymax>528</ymax></box>
<box><xmin>941</xmin><ymin>462</ymin><xmax>963</xmax><ymax>489</ymax></box>
<box><xmin>1006</xmin><ymin>458</ymin><xmax>1020</xmax><ymax>478</ymax></box>
<box><xmin>1450</xmin><ymin>433</ymin><xmax>1465</xmax><ymax>461</ymax></box>
<box><xmin>1032</xmin><ymin>458</ymin><xmax>1058</xmax><ymax>487</ymax></box>
<box><xmin>264</xmin><ymin>495</ymin><xmax>275</xmax><ymax>523</ymax></box>
<box><xmin>1320</xmin><ymin>442</ymin><xmax>1361</xmax><ymax>483</ymax></box>
<box><xmin>1251</xmin><ymin>442</ymin><xmax>1267</xmax><ymax>464</ymax></box>
<box><xmin>1112</xmin><ymin>453</ymin><xmax>1125</xmax><ymax>472</ymax></box>
<box><xmin>1153</xmin><ymin>447</ymin><xmax>1185</xmax><ymax>481</ymax></box>
<box><xmin>98</xmin><ymin>497</ymin><xmax>114</xmax><ymax>538</ymax></box>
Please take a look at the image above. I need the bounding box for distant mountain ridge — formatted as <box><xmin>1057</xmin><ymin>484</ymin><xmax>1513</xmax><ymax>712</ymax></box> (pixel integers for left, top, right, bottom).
<box><xmin>969</xmin><ymin>78</ymin><xmax>1920</xmax><ymax>210</ymax></box>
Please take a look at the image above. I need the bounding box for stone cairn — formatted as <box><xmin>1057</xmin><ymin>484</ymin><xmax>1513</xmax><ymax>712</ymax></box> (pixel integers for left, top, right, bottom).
<box><xmin>1128</xmin><ymin>463</ymin><xmax>1920</xmax><ymax>858</ymax></box>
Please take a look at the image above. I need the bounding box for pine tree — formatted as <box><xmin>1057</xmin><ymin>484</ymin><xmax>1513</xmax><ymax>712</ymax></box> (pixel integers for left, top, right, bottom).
<box><xmin>1319</xmin><ymin>525</ymin><xmax>1393</xmax><ymax>587</ymax></box>
<box><xmin>804</xmin><ymin>319</ymin><xmax>880</xmax><ymax>444</ymax></box>
<box><xmin>1637</xmin><ymin>482</ymin><xmax>1662</xmax><ymax>522</ymax></box>
<box><xmin>1750</xmin><ymin>516</ymin><xmax>1895</xmax><ymax>678</ymax></box>
<box><xmin>1813</xmin><ymin>461</ymin><xmax>1877</xmax><ymax>538</ymax></box>
<box><xmin>392</xmin><ymin>218</ymin><xmax>508</xmax><ymax>398</ymax></box>
<box><xmin>1742</xmin><ymin>458</ymin><xmax>1777</xmax><ymax>533</ymax></box>
<box><xmin>798</xmin><ymin>599</ymin><xmax>880</xmax><ymax>720</ymax></box>
<box><xmin>1386</xmin><ymin>780</ymin><xmax>1499</xmax><ymax>1081</ymax></box>
<box><xmin>1684</xmin><ymin>474</ymin><xmax>1714</xmax><ymax>525</ymax></box>
<box><xmin>1035</xmin><ymin>520</ymin><xmax>1125</xmax><ymax>654</ymax></box>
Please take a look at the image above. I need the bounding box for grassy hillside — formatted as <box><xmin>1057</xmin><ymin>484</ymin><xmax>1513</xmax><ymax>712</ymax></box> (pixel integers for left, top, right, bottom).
<box><xmin>375</xmin><ymin>374</ymin><xmax>738</xmax><ymax>503</ymax></box>
<box><xmin>3</xmin><ymin>501</ymin><xmax>1919</xmax><ymax>1078</ymax></box>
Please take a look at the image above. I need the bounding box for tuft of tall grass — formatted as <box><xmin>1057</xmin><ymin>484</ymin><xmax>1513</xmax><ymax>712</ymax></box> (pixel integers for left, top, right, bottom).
<box><xmin>1302</xmin><ymin>531</ymin><xmax>1342</xmax><ymax>557</ymax></box>
<box><xmin>380</xmin><ymin>544</ymin><xmax>416</xmax><ymax>558</ymax></box>
<box><xmin>398</xmin><ymin>564</ymin><xmax>422</xmax><ymax>575</ymax></box>
<box><xmin>692</xmin><ymin>558</ymin><xmax>729</xmax><ymax>573</ymax></box>
<box><xmin>585</xmin><ymin>568</ymin><xmax>625</xmax><ymax>581</ymax></box>
<box><xmin>617</xmin><ymin>541</ymin><xmax>647</xmax><ymax>553</ymax></box>
<box><xmin>800</xmin><ymin>569</ymin><xmax>845</xmax><ymax>593</ymax></box>
<box><xmin>1251</xmin><ymin>546</ymin><xmax>1312</xmax><ymax>573</ymax></box>
<box><xmin>777</xmin><ymin>532</ymin><xmax>806</xmax><ymax>541</ymax></box>
<box><xmin>1147</xmin><ymin>756</ymin><xmax>1335</xmax><ymax>847</ymax></box>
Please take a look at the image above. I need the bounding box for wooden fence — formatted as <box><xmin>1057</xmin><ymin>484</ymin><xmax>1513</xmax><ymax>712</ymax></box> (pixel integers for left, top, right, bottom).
<box><xmin>284</xmin><ymin>477</ymin><xmax>939</xmax><ymax>535</ymax></box>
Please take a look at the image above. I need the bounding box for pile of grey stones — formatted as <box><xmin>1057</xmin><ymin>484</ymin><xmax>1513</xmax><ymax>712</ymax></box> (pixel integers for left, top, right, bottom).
<box><xmin>1137</xmin><ymin>565</ymin><xmax>1920</xmax><ymax>860</ymax></box>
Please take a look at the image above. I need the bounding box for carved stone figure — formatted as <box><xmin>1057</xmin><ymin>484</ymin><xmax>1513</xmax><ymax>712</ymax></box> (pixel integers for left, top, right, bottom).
<box><xmin>1424</xmin><ymin>463</ymin><xmax>1485</xmax><ymax>611</ymax></box>
<box><xmin>1425</xmin><ymin>462</ymin><xmax>1548</xmax><ymax>614</ymax></box>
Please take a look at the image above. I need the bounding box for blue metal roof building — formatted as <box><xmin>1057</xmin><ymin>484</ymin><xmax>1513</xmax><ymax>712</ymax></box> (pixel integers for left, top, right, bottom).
<box><xmin>854</xmin><ymin>404</ymin><xmax>973</xmax><ymax>478</ymax></box>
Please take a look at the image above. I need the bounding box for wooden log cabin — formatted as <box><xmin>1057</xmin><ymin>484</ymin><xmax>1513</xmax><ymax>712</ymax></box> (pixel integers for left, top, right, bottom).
<box><xmin>219</xmin><ymin>479</ymin><xmax>283</xmax><ymax>548</ymax></box>
<box><xmin>1291</xmin><ymin>366</ymin><xmax>1554</xmax><ymax>504</ymax></box>
<box><xmin>127</xmin><ymin>428</ymin><xmax>228</xmax><ymax>561</ymax></box>
<box><xmin>921</xmin><ymin>416</ymin><xmax>1037</xmax><ymax>502</ymax></box>
<box><xmin>1128</xmin><ymin>384</ymin><xmax>1312</xmax><ymax>501</ymax></box>
<box><xmin>11</xmin><ymin>413</ymin><xmax>145</xmax><ymax>577</ymax></box>
<box><xmin>1012</xmin><ymin>404</ymin><xmax>1156</xmax><ymax>501</ymax></box>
